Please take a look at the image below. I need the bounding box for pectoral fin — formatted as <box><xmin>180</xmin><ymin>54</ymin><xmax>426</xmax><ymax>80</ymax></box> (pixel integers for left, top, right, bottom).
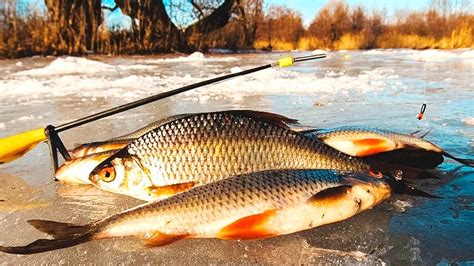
<box><xmin>141</xmin><ymin>232</ymin><xmax>189</xmax><ymax>247</ymax></box>
<box><xmin>217</xmin><ymin>210</ymin><xmax>277</xmax><ymax>240</ymax></box>
<box><xmin>307</xmin><ymin>185</ymin><xmax>352</xmax><ymax>205</ymax></box>
<box><xmin>146</xmin><ymin>182</ymin><xmax>197</xmax><ymax>199</ymax></box>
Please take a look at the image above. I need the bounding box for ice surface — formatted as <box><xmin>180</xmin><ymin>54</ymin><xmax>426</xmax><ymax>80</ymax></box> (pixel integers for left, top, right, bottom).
<box><xmin>0</xmin><ymin>49</ymin><xmax>473</xmax><ymax>264</ymax></box>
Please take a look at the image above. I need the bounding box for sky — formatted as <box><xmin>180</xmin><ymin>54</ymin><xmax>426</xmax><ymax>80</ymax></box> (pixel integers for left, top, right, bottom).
<box><xmin>267</xmin><ymin>0</ymin><xmax>430</xmax><ymax>26</ymax></box>
<box><xmin>16</xmin><ymin>0</ymin><xmax>449</xmax><ymax>28</ymax></box>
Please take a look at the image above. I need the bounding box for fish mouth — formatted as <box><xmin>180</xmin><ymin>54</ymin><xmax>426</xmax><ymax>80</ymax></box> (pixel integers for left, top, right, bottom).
<box><xmin>56</xmin><ymin>151</ymin><xmax>119</xmax><ymax>185</ymax></box>
<box><xmin>344</xmin><ymin>172</ymin><xmax>392</xmax><ymax>207</ymax></box>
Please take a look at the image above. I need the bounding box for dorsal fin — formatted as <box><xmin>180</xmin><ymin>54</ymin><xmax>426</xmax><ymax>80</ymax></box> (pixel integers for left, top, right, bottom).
<box><xmin>224</xmin><ymin>110</ymin><xmax>299</xmax><ymax>128</ymax></box>
<box><xmin>298</xmin><ymin>128</ymin><xmax>322</xmax><ymax>135</ymax></box>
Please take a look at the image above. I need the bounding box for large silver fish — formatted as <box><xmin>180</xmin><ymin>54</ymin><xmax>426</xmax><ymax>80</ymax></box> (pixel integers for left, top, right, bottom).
<box><xmin>69</xmin><ymin>112</ymin><xmax>304</xmax><ymax>158</ymax></box>
<box><xmin>88</xmin><ymin>110</ymin><xmax>431</xmax><ymax>201</ymax></box>
<box><xmin>0</xmin><ymin>169</ymin><xmax>391</xmax><ymax>255</ymax></box>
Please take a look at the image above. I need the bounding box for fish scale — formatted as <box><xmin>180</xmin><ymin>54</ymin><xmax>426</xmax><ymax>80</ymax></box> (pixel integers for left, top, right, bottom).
<box><xmin>0</xmin><ymin>169</ymin><xmax>391</xmax><ymax>254</ymax></box>
<box><xmin>103</xmin><ymin>169</ymin><xmax>345</xmax><ymax>233</ymax></box>
<box><xmin>123</xmin><ymin>111</ymin><xmax>369</xmax><ymax>187</ymax></box>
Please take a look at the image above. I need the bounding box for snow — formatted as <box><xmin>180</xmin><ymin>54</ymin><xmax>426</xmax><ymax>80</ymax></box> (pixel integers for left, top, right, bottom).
<box><xmin>15</xmin><ymin>57</ymin><xmax>114</xmax><ymax>76</ymax></box>
<box><xmin>361</xmin><ymin>49</ymin><xmax>474</xmax><ymax>62</ymax></box>
<box><xmin>145</xmin><ymin>52</ymin><xmax>238</xmax><ymax>63</ymax></box>
<box><xmin>0</xmin><ymin>56</ymin><xmax>398</xmax><ymax>100</ymax></box>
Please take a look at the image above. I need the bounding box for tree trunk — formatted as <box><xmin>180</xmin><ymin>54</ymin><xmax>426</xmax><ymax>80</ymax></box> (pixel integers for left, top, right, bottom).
<box><xmin>44</xmin><ymin>0</ymin><xmax>102</xmax><ymax>54</ymax></box>
<box><xmin>116</xmin><ymin>0</ymin><xmax>240</xmax><ymax>52</ymax></box>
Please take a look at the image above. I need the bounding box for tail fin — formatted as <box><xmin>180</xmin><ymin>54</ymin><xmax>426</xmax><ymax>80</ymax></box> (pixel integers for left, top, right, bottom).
<box><xmin>0</xmin><ymin>235</ymin><xmax>91</xmax><ymax>255</ymax></box>
<box><xmin>365</xmin><ymin>149</ymin><xmax>444</xmax><ymax>169</ymax></box>
<box><xmin>27</xmin><ymin>220</ymin><xmax>90</xmax><ymax>239</ymax></box>
<box><xmin>0</xmin><ymin>220</ymin><xmax>94</xmax><ymax>255</ymax></box>
<box><xmin>386</xmin><ymin>179</ymin><xmax>441</xmax><ymax>198</ymax></box>
<box><xmin>370</xmin><ymin>161</ymin><xmax>440</xmax><ymax>180</ymax></box>
<box><xmin>442</xmin><ymin>152</ymin><xmax>474</xmax><ymax>167</ymax></box>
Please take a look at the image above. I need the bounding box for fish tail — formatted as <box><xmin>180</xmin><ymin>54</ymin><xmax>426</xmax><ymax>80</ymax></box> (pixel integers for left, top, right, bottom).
<box><xmin>1</xmin><ymin>220</ymin><xmax>95</xmax><ymax>255</ymax></box>
<box><xmin>28</xmin><ymin>220</ymin><xmax>92</xmax><ymax>239</ymax></box>
<box><xmin>371</xmin><ymin>161</ymin><xmax>440</xmax><ymax>180</ymax></box>
<box><xmin>442</xmin><ymin>152</ymin><xmax>474</xmax><ymax>167</ymax></box>
<box><xmin>385</xmin><ymin>179</ymin><xmax>441</xmax><ymax>198</ymax></box>
<box><xmin>369</xmin><ymin>162</ymin><xmax>441</xmax><ymax>197</ymax></box>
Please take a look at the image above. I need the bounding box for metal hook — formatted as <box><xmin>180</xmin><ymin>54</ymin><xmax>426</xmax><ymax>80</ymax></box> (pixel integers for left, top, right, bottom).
<box><xmin>417</xmin><ymin>103</ymin><xmax>427</xmax><ymax>120</ymax></box>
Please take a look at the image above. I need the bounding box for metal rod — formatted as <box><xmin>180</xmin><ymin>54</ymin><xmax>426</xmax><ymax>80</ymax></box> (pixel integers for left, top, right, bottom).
<box><xmin>56</xmin><ymin>64</ymin><xmax>271</xmax><ymax>132</ymax></box>
<box><xmin>55</xmin><ymin>54</ymin><xmax>326</xmax><ymax>133</ymax></box>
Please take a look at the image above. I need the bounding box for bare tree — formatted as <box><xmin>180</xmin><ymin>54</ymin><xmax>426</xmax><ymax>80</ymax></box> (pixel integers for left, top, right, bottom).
<box><xmin>44</xmin><ymin>0</ymin><xmax>102</xmax><ymax>53</ymax></box>
<box><xmin>113</xmin><ymin>0</ymin><xmax>242</xmax><ymax>52</ymax></box>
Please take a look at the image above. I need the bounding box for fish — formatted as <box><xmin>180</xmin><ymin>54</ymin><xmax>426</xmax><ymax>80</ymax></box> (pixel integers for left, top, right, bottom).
<box><xmin>55</xmin><ymin>150</ymin><xmax>121</xmax><ymax>185</ymax></box>
<box><xmin>88</xmin><ymin>110</ymin><xmax>433</xmax><ymax>201</ymax></box>
<box><xmin>69</xmin><ymin>112</ymin><xmax>303</xmax><ymax>158</ymax></box>
<box><xmin>0</xmin><ymin>169</ymin><xmax>391</xmax><ymax>255</ymax></box>
<box><xmin>303</xmin><ymin>126</ymin><xmax>473</xmax><ymax>168</ymax></box>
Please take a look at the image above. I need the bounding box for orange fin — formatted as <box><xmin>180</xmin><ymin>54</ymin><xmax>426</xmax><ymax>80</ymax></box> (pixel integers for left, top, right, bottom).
<box><xmin>147</xmin><ymin>182</ymin><xmax>197</xmax><ymax>198</ymax></box>
<box><xmin>307</xmin><ymin>185</ymin><xmax>352</xmax><ymax>205</ymax></box>
<box><xmin>352</xmin><ymin>138</ymin><xmax>395</xmax><ymax>156</ymax></box>
<box><xmin>141</xmin><ymin>232</ymin><xmax>189</xmax><ymax>247</ymax></box>
<box><xmin>217</xmin><ymin>210</ymin><xmax>277</xmax><ymax>240</ymax></box>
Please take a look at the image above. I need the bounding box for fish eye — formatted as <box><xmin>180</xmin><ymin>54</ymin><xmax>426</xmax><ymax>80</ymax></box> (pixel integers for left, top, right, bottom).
<box><xmin>99</xmin><ymin>166</ymin><xmax>116</xmax><ymax>182</ymax></box>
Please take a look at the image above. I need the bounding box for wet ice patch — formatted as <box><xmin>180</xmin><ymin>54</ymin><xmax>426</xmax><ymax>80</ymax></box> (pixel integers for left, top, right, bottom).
<box><xmin>390</xmin><ymin>199</ymin><xmax>414</xmax><ymax>212</ymax></box>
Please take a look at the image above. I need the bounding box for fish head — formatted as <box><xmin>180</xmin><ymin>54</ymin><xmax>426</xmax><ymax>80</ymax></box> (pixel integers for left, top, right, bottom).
<box><xmin>343</xmin><ymin>172</ymin><xmax>392</xmax><ymax>210</ymax></box>
<box><xmin>70</xmin><ymin>141</ymin><xmax>129</xmax><ymax>159</ymax></box>
<box><xmin>89</xmin><ymin>150</ymin><xmax>154</xmax><ymax>201</ymax></box>
<box><xmin>55</xmin><ymin>150</ymin><xmax>120</xmax><ymax>185</ymax></box>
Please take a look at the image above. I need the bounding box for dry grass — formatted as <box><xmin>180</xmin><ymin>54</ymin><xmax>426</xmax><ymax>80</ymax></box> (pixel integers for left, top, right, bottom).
<box><xmin>253</xmin><ymin>40</ymin><xmax>296</xmax><ymax>51</ymax></box>
<box><xmin>0</xmin><ymin>2</ymin><xmax>473</xmax><ymax>57</ymax></box>
<box><xmin>335</xmin><ymin>33</ymin><xmax>365</xmax><ymax>50</ymax></box>
<box><xmin>377</xmin><ymin>24</ymin><xmax>473</xmax><ymax>49</ymax></box>
<box><xmin>296</xmin><ymin>37</ymin><xmax>328</xmax><ymax>50</ymax></box>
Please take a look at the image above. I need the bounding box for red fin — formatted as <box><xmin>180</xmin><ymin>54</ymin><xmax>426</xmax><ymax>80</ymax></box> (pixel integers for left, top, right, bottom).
<box><xmin>352</xmin><ymin>138</ymin><xmax>395</xmax><ymax>156</ymax></box>
<box><xmin>307</xmin><ymin>185</ymin><xmax>352</xmax><ymax>205</ymax></box>
<box><xmin>147</xmin><ymin>182</ymin><xmax>197</xmax><ymax>198</ymax></box>
<box><xmin>141</xmin><ymin>232</ymin><xmax>189</xmax><ymax>247</ymax></box>
<box><xmin>217</xmin><ymin>210</ymin><xmax>277</xmax><ymax>240</ymax></box>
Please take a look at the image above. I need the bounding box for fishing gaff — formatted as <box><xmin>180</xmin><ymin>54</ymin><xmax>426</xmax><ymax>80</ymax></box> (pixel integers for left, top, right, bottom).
<box><xmin>0</xmin><ymin>54</ymin><xmax>326</xmax><ymax>170</ymax></box>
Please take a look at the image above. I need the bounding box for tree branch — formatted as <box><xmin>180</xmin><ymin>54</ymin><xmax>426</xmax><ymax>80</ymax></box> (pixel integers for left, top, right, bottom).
<box><xmin>185</xmin><ymin>0</ymin><xmax>241</xmax><ymax>36</ymax></box>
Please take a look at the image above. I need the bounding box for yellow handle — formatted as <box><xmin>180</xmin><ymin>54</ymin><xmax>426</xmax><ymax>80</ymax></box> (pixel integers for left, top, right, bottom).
<box><xmin>0</xmin><ymin>128</ymin><xmax>47</xmax><ymax>164</ymax></box>
<box><xmin>277</xmin><ymin>56</ymin><xmax>294</xmax><ymax>67</ymax></box>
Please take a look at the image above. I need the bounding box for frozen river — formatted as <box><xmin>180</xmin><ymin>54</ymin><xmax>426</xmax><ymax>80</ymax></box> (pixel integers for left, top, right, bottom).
<box><xmin>0</xmin><ymin>50</ymin><xmax>473</xmax><ymax>264</ymax></box>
